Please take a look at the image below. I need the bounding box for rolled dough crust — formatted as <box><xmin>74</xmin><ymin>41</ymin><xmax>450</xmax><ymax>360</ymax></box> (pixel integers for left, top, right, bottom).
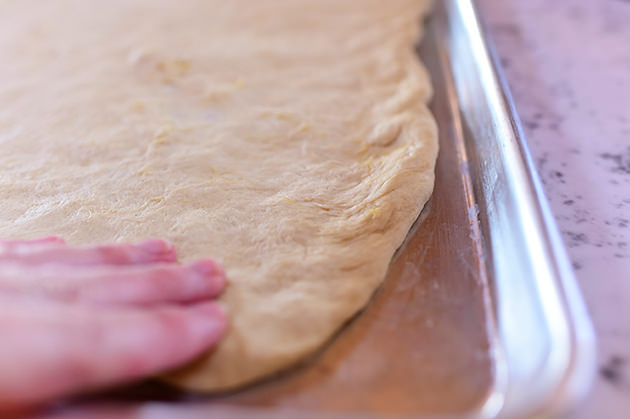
<box><xmin>0</xmin><ymin>0</ymin><xmax>437</xmax><ymax>390</ymax></box>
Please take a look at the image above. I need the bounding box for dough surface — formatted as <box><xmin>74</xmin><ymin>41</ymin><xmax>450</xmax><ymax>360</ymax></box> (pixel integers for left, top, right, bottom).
<box><xmin>0</xmin><ymin>0</ymin><xmax>437</xmax><ymax>390</ymax></box>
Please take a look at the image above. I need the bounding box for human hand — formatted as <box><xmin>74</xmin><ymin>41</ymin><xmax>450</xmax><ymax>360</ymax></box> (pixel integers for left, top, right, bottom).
<box><xmin>0</xmin><ymin>237</ymin><xmax>226</xmax><ymax>413</ymax></box>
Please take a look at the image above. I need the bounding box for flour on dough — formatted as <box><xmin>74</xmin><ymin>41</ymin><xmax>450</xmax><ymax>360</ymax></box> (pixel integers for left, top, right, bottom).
<box><xmin>0</xmin><ymin>0</ymin><xmax>437</xmax><ymax>390</ymax></box>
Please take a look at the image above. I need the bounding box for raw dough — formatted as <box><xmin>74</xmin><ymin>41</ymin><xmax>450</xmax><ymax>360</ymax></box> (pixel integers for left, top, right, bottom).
<box><xmin>0</xmin><ymin>0</ymin><xmax>437</xmax><ymax>390</ymax></box>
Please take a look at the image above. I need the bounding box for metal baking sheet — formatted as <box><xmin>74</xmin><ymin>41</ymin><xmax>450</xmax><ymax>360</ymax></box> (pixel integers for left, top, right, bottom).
<box><xmin>45</xmin><ymin>0</ymin><xmax>596</xmax><ymax>417</ymax></box>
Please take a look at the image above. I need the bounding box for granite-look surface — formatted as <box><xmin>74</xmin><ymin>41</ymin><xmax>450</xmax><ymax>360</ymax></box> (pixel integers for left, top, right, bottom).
<box><xmin>477</xmin><ymin>0</ymin><xmax>630</xmax><ymax>417</ymax></box>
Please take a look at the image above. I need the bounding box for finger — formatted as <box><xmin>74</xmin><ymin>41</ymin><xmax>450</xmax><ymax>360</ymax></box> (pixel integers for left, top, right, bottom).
<box><xmin>0</xmin><ymin>260</ymin><xmax>226</xmax><ymax>305</ymax></box>
<box><xmin>0</xmin><ymin>240</ymin><xmax>176</xmax><ymax>266</ymax></box>
<box><xmin>0</xmin><ymin>237</ymin><xmax>67</xmax><ymax>254</ymax></box>
<box><xmin>0</xmin><ymin>236</ymin><xmax>66</xmax><ymax>245</ymax></box>
<box><xmin>0</xmin><ymin>298</ymin><xmax>226</xmax><ymax>411</ymax></box>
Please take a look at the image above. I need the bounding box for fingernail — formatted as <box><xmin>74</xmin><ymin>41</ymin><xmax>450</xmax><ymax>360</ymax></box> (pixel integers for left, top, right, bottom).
<box><xmin>139</xmin><ymin>239</ymin><xmax>175</xmax><ymax>255</ymax></box>
<box><xmin>188</xmin><ymin>303</ymin><xmax>227</xmax><ymax>339</ymax></box>
<box><xmin>192</xmin><ymin>301</ymin><xmax>226</xmax><ymax>317</ymax></box>
<box><xmin>191</xmin><ymin>260</ymin><xmax>227</xmax><ymax>292</ymax></box>
<box><xmin>190</xmin><ymin>259</ymin><xmax>218</xmax><ymax>275</ymax></box>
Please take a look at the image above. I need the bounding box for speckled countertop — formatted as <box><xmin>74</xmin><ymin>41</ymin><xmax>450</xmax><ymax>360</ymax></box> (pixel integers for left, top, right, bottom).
<box><xmin>477</xmin><ymin>0</ymin><xmax>630</xmax><ymax>417</ymax></box>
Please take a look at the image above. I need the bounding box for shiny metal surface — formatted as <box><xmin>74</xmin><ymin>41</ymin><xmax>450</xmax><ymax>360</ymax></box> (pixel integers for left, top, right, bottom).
<box><xmin>47</xmin><ymin>1</ymin><xmax>595</xmax><ymax>417</ymax></box>
<box><xmin>441</xmin><ymin>0</ymin><xmax>596</xmax><ymax>417</ymax></box>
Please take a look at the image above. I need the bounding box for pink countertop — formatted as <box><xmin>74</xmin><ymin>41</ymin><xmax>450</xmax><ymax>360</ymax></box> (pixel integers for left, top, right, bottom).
<box><xmin>478</xmin><ymin>0</ymin><xmax>630</xmax><ymax>417</ymax></box>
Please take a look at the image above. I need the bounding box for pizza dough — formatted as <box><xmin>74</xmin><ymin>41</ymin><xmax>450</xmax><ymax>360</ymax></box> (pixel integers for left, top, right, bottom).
<box><xmin>0</xmin><ymin>0</ymin><xmax>437</xmax><ymax>390</ymax></box>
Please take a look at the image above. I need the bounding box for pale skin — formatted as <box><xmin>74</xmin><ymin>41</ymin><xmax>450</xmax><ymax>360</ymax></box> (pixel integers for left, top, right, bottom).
<box><xmin>0</xmin><ymin>237</ymin><xmax>227</xmax><ymax>413</ymax></box>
